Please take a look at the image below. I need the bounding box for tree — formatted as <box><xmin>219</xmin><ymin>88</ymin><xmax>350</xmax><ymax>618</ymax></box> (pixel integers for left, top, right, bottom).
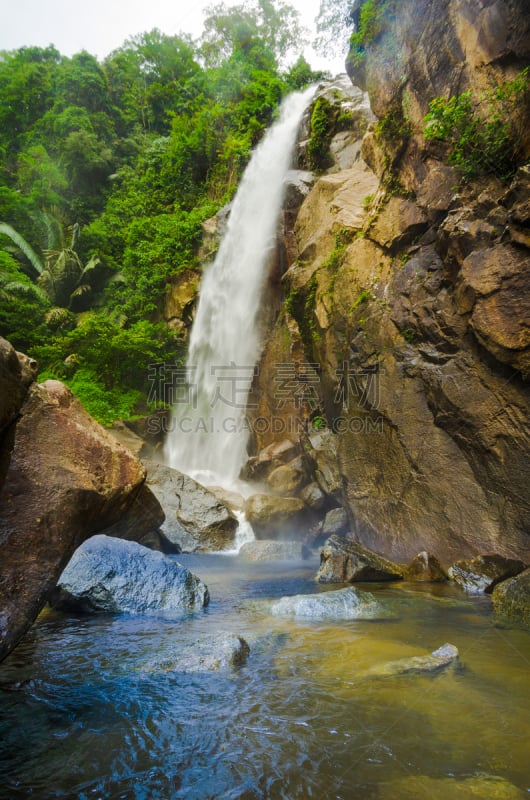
<box><xmin>314</xmin><ymin>0</ymin><xmax>355</xmax><ymax>58</ymax></box>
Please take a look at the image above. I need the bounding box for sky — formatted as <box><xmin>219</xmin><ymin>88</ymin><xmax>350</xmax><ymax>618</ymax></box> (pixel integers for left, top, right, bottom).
<box><xmin>0</xmin><ymin>0</ymin><xmax>348</xmax><ymax>75</ymax></box>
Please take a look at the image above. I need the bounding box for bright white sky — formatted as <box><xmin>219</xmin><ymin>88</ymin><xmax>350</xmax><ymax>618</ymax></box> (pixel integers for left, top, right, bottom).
<box><xmin>0</xmin><ymin>0</ymin><xmax>347</xmax><ymax>74</ymax></box>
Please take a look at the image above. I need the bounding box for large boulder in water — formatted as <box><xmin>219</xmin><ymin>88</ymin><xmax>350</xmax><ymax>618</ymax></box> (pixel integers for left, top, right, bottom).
<box><xmin>448</xmin><ymin>554</ymin><xmax>527</xmax><ymax>594</ymax></box>
<box><xmin>144</xmin><ymin>460</ymin><xmax>237</xmax><ymax>551</ymax></box>
<box><xmin>317</xmin><ymin>534</ymin><xmax>404</xmax><ymax>583</ymax></box>
<box><xmin>244</xmin><ymin>493</ymin><xmax>310</xmax><ymax>539</ymax></box>
<box><xmin>265</xmin><ymin>587</ymin><xmax>390</xmax><ymax>620</ymax></box>
<box><xmin>369</xmin><ymin>643</ymin><xmax>459</xmax><ymax>678</ymax></box>
<box><xmin>50</xmin><ymin>534</ymin><xmax>208</xmax><ymax>615</ymax></box>
<box><xmin>0</xmin><ymin>378</ymin><xmax>164</xmax><ymax>664</ymax></box>
<box><xmin>491</xmin><ymin>567</ymin><xmax>530</xmax><ymax>628</ymax></box>
<box><xmin>138</xmin><ymin>633</ymin><xmax>249</xmax><ymax>673</ymax></box>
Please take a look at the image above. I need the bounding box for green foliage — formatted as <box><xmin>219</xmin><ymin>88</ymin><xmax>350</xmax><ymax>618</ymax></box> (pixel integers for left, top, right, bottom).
<box><xmin>424</xmin><ymin>69</ymin><xmax>530</xmax><ymax>180</ymax></box>
<box><xmin>350</xmin><ymin>288</ymin><xmax>372</xmax><ymax>311</ymax></box>
<box><xmin>350</xmin><ymin>0</ymin><xmax>387</xmax><ymax>66</ymax></box>
<box><xmin>307</xmin><ymin>97</ymin><xmax>335</xmax><ymax>170</ymax></box>
<box><xmin>321</xmin><ymin>228</ymin><xmax>355</xmax><ymax>272</ymax></box>
<box><xmin>375</xmin><ymin>106</ymin><xmax>412</xmax><ymax>145</ymax></box>
<box><xmin>0</xmin><ymin>2</ymin><xmax>318</xmax><ymax>422</ymax></box>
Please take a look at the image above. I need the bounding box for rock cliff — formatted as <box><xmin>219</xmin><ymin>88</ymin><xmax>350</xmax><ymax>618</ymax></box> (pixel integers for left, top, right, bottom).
<box><xmin>247</xmin><ymin>2</ymin><xmax>530</xmax><ymax>563</ymax></box>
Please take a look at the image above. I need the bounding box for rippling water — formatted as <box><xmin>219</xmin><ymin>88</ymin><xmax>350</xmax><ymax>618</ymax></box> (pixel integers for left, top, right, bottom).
<box><xmin>1</xmin><ymin>554</ymin><xmax>529</xmax><ymax>799</ymax></box>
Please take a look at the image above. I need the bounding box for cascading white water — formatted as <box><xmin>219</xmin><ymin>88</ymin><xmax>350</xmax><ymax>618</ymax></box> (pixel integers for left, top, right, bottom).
<box><xmin>164</xmin><ymin>86</ymin><xmax>315</xmax><ymax>485</ymax></box>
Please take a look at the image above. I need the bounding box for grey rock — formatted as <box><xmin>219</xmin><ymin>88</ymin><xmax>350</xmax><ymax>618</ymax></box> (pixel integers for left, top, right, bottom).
<box><xmin>448</xmin><ymin>554</ymin><xmax>527</xmax><ymax>594</ymax></box>
<box><xmin>321</xmin><ymin>507</ymin><xmax>349</xmax><ymax>537</ymax></box>
<box><xmin>144</xmin><ymin>460</ymin><xmax>237</xmax><ymax>551</ymax></box>
<box><xmin>138</xmin><ymin>633</ymin><xmax>250</xmax><ymax>673</ymax></box>
<box><xmin>266</xmin><ymin>586</ymin><xmax>389</xmax><ymax>620</ymax></box>
<box><xmin>50</xmin><ymin>535</ymin><xmax>209</xmax><ymax>616</ymax></box>
<box><xmin>299</xmin><ymin>481</ymin><xmax>326</xmax><ymax>510</ymax></box>
<box><xmin>239</xmin><ymin>540</ymin><xmax>309</xmax><ymax>562</ymax></box>
<box><xmin>369</xmin><ymin>643</ymin><xmax>459</xmax><ymax>677</ymax></box>
<box><xmin>317</xmin><ymin>534</ymin><xmax>404</xmax><ymax>583</ymax></box>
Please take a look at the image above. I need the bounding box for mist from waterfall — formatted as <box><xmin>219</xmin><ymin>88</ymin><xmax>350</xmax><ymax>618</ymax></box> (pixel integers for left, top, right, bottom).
<box><xmin>164</xmin><ymin>85</ymin><xmax>315</xmax><ymax>485</ymax></box>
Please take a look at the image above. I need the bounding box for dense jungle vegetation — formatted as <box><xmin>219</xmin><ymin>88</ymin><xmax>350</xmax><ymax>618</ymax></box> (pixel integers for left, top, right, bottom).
<box><xmin>0</xmin><ymin>0</ymin><xmax>326</xmax><ymax>423</ymax></box>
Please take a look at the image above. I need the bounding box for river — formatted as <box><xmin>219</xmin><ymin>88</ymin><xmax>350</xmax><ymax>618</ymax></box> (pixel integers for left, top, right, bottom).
<box><xmin>1</xmin><ymin>552</ymin><xmax>529</xmax><ymax>799</ymax></box>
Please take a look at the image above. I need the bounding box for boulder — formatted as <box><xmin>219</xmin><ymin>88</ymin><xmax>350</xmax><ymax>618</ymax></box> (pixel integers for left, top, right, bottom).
<box><xmin>101</xmin><ymin>481</ymin><xmax>170</xmax><ymax>551</ymax></box>
<box><xmin>299</xmin><ymin>481</ymin><xmax>326</xmax><ymax>510</ymax></box>
<box><xmin>491</xmin><ymin>568</ymin><xmax>530</xmax><ymax>628</ymax></box>
<box><xmin>50</xmin><ymin>534</ymin><xmax>208</xmax><ymax>615</ymax></box>
<box><xmin>406</xmin><ymin>551</ymin><xmax>448</xmax><ymax>582</ymax></box>
<box><xmin>144</xmin><ymin>460</ymin><xmax>237</xmax><ymax>552</ymax></box>
<box><xmin>448</xmin><ymin>554</ymin><xmax>527</xmax><ymax>594</ymax></box>
<box><xmin>244</xmin><ymin>493</ymin><xmax>309</xmax><ymax>539</ymax></box>
<box><xmin>321</xmin><ymin>507</ymin><xmax>349</xmax><ymax>537</ymax></box>
<box><xmin>266</xmin><ymin>587</ymin><xmax>389</xmax><ymax>620</ymax></box>
<box><xmin>368</xmin><ymin>196</ymin><xmax>429</xmax><ymax>252</ymax></box>
<box><xmin>0</xmin><ymin>379</ymin><xmax>164</xmax><ymax>663</ymax></box>
<box><xmin>138</xmin><ymin>633</ymin><xmax>250</xmax><ymax>674</ymax></box>
<box><xmin>0</xmin><ymin>338</ymin><xmax>36</xmax><ymax>435</ymax></box>
<box><xmin>317</xmin><ymin>535</ymin><xmax>404</xmax><ymax>583</ymax></box>
<box><xmin>267</xmin><ymin>458</ymin><xmax>307</xmax><ymax>496</ymax></box>
<box><xmin>239</xmin><ymin>540</ymin><xmax>309</xmax><ymax>562</ymax></box>
<box><xmin>369</xmin><ymin>643</ymin><xmax>459</xmax><ymax>678</ymax></box>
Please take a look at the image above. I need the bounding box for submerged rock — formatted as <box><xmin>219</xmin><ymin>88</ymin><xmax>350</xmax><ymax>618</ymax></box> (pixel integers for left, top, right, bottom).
<box><xmin>266</xmin><ymin>587</ymin><xmax>388</xmax><ymax>620</ymax></box>
<box><xmin>491</xmin><ymin>568</ymin><xmax>530</xmax><ymax>628</ymax></box>
<box><xmin>448</xmin><ymin>554</ymin><xmax>527</xmax><ymax>594</ymax></box>
<box><xmin>369</xmin><ymin>643</ymin><xmax>459</xmax><ymax>678</ymax></box>
<box><xmin>144</xmin><ymin>460</ymin><xmax>237</xmax><ymax>551</ymax></box>
<box><xmin>239</xmin><ymin>540</ymin><xmax>309</xmax><ymax>562</ymax></box>
<box><xmin>317</xmin><ymin>534</ymin><xmax>404</xmax><ymax>583</ymax></box>
<box><xmin>50</xmin><ymin>534</ymin><xmax>209</xmax><ymax>616</ymax></box>
<box><xmin>377</xmin><ymin>773</ymin><xmax>525</xmax><ymax>799</ymax></box>
<box><xmin>139</xmin><ymin>633</ymin><xmax>250</xmax><ymax>673</ymax></box>
<box><xmin>406</xmin><ymin>551</ymin><xmax>448</xmax><ymax>582</ymax></box>
<box><xmin>0</xmin><ymin>378</ymin><xmax>163</xmax><ymax>664</ymax></box>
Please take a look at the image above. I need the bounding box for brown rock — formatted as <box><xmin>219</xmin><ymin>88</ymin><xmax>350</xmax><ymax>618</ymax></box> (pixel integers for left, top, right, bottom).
<box><xmin>448</xmin><ymin>554</ymin><xmax>527</xmax><ymax>594</ymax></box>
<box><xmin>0</xmin><ymin>379</ymin><xmax>163</xmax><ymax>663</ymax></box>
<box><xmin>368</xmin><ymin>196</ymin><xmax>429</xmax><ymax>252</ymax></box>
<box><xmin>244</xmin><ymin>493</ymin><xmax>310</xmax><ymax>540</ymax></box>
<box><xmin>267</xmin><ymin>458</ymin><xmax>307</xmax><ymax>496</ymax></box>
<box><xmin>460</xmin><ymin>244</ymin><xmax>530</xmax><ymax>376</ymax></box>
<box><xmin>317</xmin><ymin>534</ymin><xmax>404</xmax><ymax>583</ymax></box>
<box><xmin>406</xmin><ymin>551</ymin><xmax>448</xmax><ymax>582</ymax></box>
<box><xmin>491</xmin><ymin>567</ymin><xmax>530</xmax><ymax>628</ymax></box>
<box><xmin>239</xmin><ymin>540</ymin><xmax>309</xmax><ymax>562</ymax></box>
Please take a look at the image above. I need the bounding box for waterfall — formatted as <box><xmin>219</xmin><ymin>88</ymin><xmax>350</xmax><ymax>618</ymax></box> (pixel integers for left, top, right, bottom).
<box><xmin>164</xmin><ymin>86</ymin><xmax>315</xmax><ymax>485</ymax></box>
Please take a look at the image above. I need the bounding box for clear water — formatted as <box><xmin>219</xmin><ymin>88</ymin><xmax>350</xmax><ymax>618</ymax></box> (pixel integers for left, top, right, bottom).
<box><xmin>1</xmin><ymin>553</ymin><xmax>529</xmax><ymax>799</ymax></box>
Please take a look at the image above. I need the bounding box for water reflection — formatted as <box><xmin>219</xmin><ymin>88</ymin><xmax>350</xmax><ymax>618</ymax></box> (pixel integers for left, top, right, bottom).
<box><xmin>1</xmin><ymin>554</ymin><xmax>529</xmax><ymax>799</ymax></box>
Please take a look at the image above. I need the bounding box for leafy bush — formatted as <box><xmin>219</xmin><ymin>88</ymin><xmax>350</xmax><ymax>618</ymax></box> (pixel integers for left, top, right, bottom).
<box><xmin>350</xmin><ymin>0</ymin><xmax>387</xmax><ymax>66</ymax></box>
<box><xmin>307</xmin><ymin>97</ymin><xmax>335</xmax><ymax>170</ymax></box>
<box><xmin>424</xmin><ymin>68</ymin><xmax>530</xmax><ymax>180</ymax></box>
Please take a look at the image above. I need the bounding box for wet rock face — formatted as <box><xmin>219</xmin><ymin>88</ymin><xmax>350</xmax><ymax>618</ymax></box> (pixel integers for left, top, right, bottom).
<box><xmin>50</xmin><ymin>535</ymin><xmax>209</xmax><ymax>615</ymax></box>
<box><xmin>317</xmin><ymin>535</ymin><xmax>404</xmax><ymax>583</ymax></box>
<box><xmin>0</xmin><ymin>379</ymin><xmax>164</xmax><ymax>664</ymax></box>
<box><xmin>448</xmin><ymin>554</ymin><xmax>527</xmax><ymax>594</ymax></box>
<box><xmin>491</xmin><ymin>568</ymin><xmax>530</xmax><ymax>628</ymax></box>
<box><xmin>406</xmin><ymin>552</ymin><xmax>448</xmax><ymax>583</ymax></box>
<box><xmin>144</xmin><ymin>460</ymin><xmax>237</xmax><ymax>552</ymax></box>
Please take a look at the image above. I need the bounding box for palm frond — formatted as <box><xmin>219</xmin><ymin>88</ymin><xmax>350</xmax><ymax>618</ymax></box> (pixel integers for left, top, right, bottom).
<box><xmin>0</xmin><ymin>222</ymin><xmax>43</xmax><ymax>276</ymax></box>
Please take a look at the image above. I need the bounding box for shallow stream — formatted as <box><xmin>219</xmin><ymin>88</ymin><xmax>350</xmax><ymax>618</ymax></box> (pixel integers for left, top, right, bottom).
<box><xmin>1</xmin><ymin>553</ymin><xmax>529</xmax><ymax>799</ymax></box>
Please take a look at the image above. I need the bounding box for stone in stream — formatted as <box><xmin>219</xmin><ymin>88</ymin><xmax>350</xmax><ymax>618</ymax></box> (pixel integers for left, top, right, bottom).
<box><xmin>448</xmin><ymin>554</ymin><xmax>527</xmax><ymax>594</ymax></box>
<box><xmin>244</xmin><ymin>493</ymin><xmax>311</xmax><ymax>539</ymax></box>
<box><xmin>0</xmin><ymin>372</ymin><xmax>164</xmax><ymax>664</ymax></box>
<box><xmin>144</xmin><ymin>460</ymin><xmax>238</xmax><ymax>552</ymax></box>
<box><xmin>369</xmin><ymin>643</ymin><xmax>459</xmax><ymax>678</ymax></box>
<box><xmin>317</xmin><ymin>534</ymin><xmax>404</xmax><ymax>583</ymax></box>
<box><xmin>239</xmin><ymin>540</ymin><xmax>310</xmax><ymax>562</ymax></box>
<box><xmin>265</xmin><ymin>587</ymin><xmax>390</xmax><ymax>620</ymax></box>
<box><xmin>50</xmin><ymin>535</ymin><xmax>209</xmax><ymax>616</ymax></box>
<box><xmin>406</xmin><ymin>551</ymin><xmax>448</xmax><ymax>582</ymax></box>
<box><xmin>491</xmin><ymin>568</ymin><xmax>530</xmax><ymax>628</ymax></box>
<box><xmin>138</xmin><ymin>633</ymin><xmax>250</xmax><ymax>674</ymax></box>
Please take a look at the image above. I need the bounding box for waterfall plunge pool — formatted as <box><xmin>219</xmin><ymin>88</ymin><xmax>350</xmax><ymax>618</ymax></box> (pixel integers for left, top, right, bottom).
<box><xmin>1</xmin><ymin>552</ymin><xmax>529</xmax><ymax>799</ymax></box>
